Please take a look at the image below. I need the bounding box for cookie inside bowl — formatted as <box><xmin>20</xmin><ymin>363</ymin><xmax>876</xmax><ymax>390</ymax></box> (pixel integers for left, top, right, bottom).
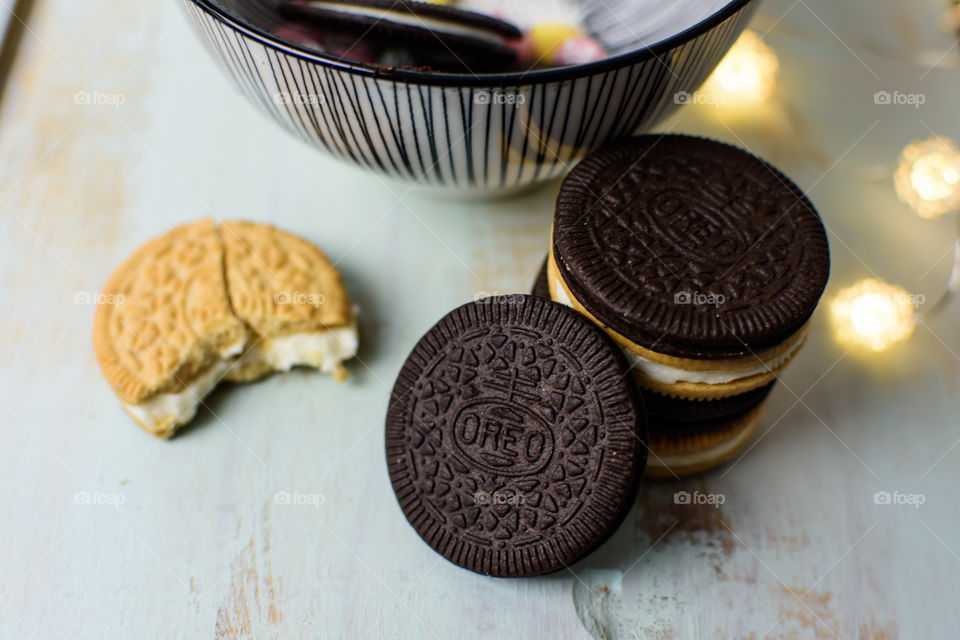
<box><xmin>184</xmin><ymin>0</ymin><xmax>756</xmax><ymax>192</ymax></box>
<box><xmin>208</xmin><ymin>0</ymin><xmax>741</xmax><ymax>74</ymax></box>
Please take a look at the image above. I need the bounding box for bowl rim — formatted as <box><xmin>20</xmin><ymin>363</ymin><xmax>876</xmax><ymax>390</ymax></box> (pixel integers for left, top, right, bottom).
<box><xmin>189</xmin><ymin>0</ymin><xmax>754</xmax><ymax>86</ymax></box>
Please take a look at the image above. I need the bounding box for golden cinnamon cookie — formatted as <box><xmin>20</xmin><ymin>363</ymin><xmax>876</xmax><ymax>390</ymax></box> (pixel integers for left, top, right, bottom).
<box><xmin>94</xmin><ymin>220</ymin><xmax>357</xmax><ymax>438</ymax></box>
<box><xmin>645</xmin><ymin>404</ymin><xmax>766</xmax><ymax>479</ymax></box>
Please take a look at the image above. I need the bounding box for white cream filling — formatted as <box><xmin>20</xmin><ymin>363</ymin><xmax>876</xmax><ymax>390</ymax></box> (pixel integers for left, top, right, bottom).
<box><xmin>124</xmin><ymin>359</ymin><xmax>233</xmax><ymax>429</ymax></box>
<box><xmin>309</xmin><ymin>2</ymin><xmax>508</xmax><ymax>46</ymax></box>
<box><xmin>550</xmin><ymin>273</ymin><xmax>801</xmax><ymax>385</ymax></box>
<box><xmin>220</xmin><ymin>337</ymin><xmax>246</xmax><ymax>359</ymax></box>
<box><xmin>237</xmin><ymin>322</ymin><xmax>359</xmax><ymax>374</ymax></box>
<box><xmin>652</xmin><ymin>435</ymin><xmax>744</xmax><ymax>469</ymax></box>
<box><xmin>552</xmin><ymin>274</ymin><xmax>575</xmax><ymax>307</ymax></box>
<box><xmin>624</xmin><ymin>341</ymin><xmax>802</xmax><ymax>385</ymax></box>
<box><xmin>125</xmin><ymin>323</ymin><xmax>358</xmax><ymax>430</ymax></box>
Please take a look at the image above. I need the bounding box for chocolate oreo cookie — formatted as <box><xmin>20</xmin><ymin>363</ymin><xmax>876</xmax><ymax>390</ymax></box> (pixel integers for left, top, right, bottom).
<box><xmin>645</xmin><ymin>403</ymin><xmax>766</xmax><ymax>479</ymax></box>
<box><xmin>531</xmin><ymin>257</ymin><xmax>550</xmax><ymax>299</ymax></box>
<box><xmin>279</xmin><ymin>0</ymin><xmax>522</xmax><ymax>73</ymax></box>
<box><xmin>644</xmin><ymin>382</ymin><xmax>775</xmax><ymax>423</ymax></box>
<box><xmin>553</xmin><ymin>135</ymin><xmax>830</xmax><ymax>359</ymax></box>
<box><xmin>386</xmin><ymin>295</ymin><xmax>646</xmax><ymax>577</ymax></box>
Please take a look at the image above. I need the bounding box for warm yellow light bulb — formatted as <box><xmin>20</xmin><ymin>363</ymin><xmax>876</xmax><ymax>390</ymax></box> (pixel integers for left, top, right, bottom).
<box><xmin>702</xmin><ymin>30</ymin><xmax>779</xmax><ymax>106</ymax></box>
<box><xmin>894</xmin><ymin>136</ymin><xmax>960</xmax><ymax>219</ymax></box>
<box><xmin>830</xmin><ymin>279</ymin><xmax>917</xmax><ymax>352</ymax></box>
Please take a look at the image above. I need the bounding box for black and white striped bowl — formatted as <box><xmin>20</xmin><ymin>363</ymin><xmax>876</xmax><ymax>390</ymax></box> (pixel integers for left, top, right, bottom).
<box><xmin>182</xmin><ymin>0</ymin><xmax>759</xmax><ymax>194</ymax></box>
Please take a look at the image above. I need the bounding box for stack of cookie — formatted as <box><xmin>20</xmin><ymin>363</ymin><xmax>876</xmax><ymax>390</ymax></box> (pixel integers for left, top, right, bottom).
<box><xmin>276</xmin><ymin>0</ymin><xmax>525</xmax><ymax>72</ymax></box>
<box><xmin>533</xmin><ymin>135</ymin><xmax>830</xmax><ymax>477</ymax></box>
<box><xmin>385</xmin><ymin>134</ymin><xmax>830</xmax><ymax>576</ymax></box>
<box><xmin>271</xmin><ymin>0</ymin><xmax>608</xmax><ymax>73</ymax></box>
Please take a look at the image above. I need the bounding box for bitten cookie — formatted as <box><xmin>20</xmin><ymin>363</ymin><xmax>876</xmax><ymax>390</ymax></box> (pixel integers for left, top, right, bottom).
<box><xmin>220</xmin><ymin>221</ymin><xmax>357</xmax><ymax>383</ymax></box>
<box><xmin>94</xmin><ymin>220</ymin><xmax>357</xmax><ymax>438</ymax></box>
<box><xmin>386</xmin><ymin>295</ymin><xmax>646</xmax><ymax>577</ymax></box>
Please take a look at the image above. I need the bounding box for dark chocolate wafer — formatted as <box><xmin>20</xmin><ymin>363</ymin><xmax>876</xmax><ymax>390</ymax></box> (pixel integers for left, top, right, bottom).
<box><xmin>645</xmin><ymin>403</ymin><xmax>766</xmax><ymax>479</ymax></box>
<box><xmin>531</xmin><ymin>257</ymin><xmax>550</xmax><ymax>299</ymax></box>
<box><xmin>386</xmin><ymin>295</ymin><xmax>646</xmax><ymax>577</ymax></box>
<box><xmin>644</xmin><ymin>382</ymin><xmax>775</xmax><ymax>423</ymax></box>
<box><xmin>279</xmin><ymin>0</ymin><xmax>521</xmax><ymax>73</ymax></box>
<box><xmin>553</xmin><ymin>135</ymin><xmax>830</xmax><ymax>359</ymax></box>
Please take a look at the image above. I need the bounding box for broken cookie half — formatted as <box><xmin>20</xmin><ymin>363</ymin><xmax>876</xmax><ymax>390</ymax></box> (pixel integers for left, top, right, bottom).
<box><xmin>93</xmin><ymin>220</ymin><xmax>358</xmax><ymax>438</ymax></box>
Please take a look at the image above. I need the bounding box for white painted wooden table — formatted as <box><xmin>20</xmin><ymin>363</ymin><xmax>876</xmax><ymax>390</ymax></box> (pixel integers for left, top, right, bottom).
<box><xmin>1</xmin><ymin>1</ymin><xmax>958</xmax><ymax>637</ymax></box>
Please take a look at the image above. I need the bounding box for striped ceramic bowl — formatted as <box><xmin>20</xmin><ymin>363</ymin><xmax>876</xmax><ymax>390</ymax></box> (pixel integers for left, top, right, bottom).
<box><xmin>182</xmin><ymin>0</ymin><xmax>758</xmax><ymax>193</ymax></box>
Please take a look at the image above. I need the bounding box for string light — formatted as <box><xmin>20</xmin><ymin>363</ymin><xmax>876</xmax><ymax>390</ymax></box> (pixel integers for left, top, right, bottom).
<box><xmin>894</xmin><ymin>136</ymin><xmax>960</xmax><ymax>219</ymax></box>
<box><xmin>701</xmin><ymin>30</ymin><xmax>780</xmax><ymax>106</ymax></box>
<box><xmin>699</xmin><ymin>33</ymin><xmax>959</xmax><ymax>348</ymax></box>
<box><xmin>830</xmin><ymin>279</ymin><xmax>917</xmax><ymax>352</ymax></box>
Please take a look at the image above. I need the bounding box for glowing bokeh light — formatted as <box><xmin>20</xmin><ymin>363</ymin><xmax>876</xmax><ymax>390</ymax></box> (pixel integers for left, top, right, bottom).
<box><xmin>702</xmin><ymin>30</ymin><xmax>780</xmax><ymax>106</ymax></box>
<box><xmin>894</xmin><ymin>136</ymin><xmax>960</xmax><ymax>219</ymax></box>
<box><xmin>830</xmin><ymin>279</ymin><xmax>917</xmax><ymax>352</ymax></box>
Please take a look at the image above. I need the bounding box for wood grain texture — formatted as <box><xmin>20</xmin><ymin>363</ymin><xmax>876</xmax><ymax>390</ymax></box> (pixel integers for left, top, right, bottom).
<box><xmin>0</xmin><ymin>0</ymin><xmax>958</xmax><ymax>638</ymax></box>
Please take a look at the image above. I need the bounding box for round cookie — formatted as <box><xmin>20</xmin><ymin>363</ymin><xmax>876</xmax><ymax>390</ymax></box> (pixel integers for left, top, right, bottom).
<box><xmin>386</xmin><ymin>295</ymin><xmax>646</xmax><ymax>577</ymax></box>
<box><xmin>219</xmin><ymin>220</ymin><xmax>357</xmax><ymax>383</ymax></box>
<box><xmin>553</xmin><ymin>135</ymin><xmax>830</xmax><ymax>360</ymax></box>
<box><xmin>645</xmin><ymin>404</ymin><xmax>766</xmax><ymax>479</ymax></box>
<box><xmin>548</xmin><ymin>249</ymin><xmax>809</xmax><ymax>400</ymax></box>
<box><xmin>531</xmin><ymin>257</ymin><xmax>550</xmax><ymax>299</ymax></box>
<box><xmin>279</xmin><ymin>0</ymin><xmax>522</xmax><ymax>73</ymax></box>
<box><xmin>94</xmin><ymin>219</ymin><xmax>358</xmax><ymax>438</ymax></box>
<box><xmin>93</xmin><ymin>220</ymin><xmax>248</xmax><ymax>409</ymax></box>
<box><xmin>644</xmin><ymin>381</ymin><xmax>775</xmax><ymax>423</ymax></box>
<box><xmin>220</xmin><ymin>221</ymin><xmax>353</xmax><ymax>338</ymax></box>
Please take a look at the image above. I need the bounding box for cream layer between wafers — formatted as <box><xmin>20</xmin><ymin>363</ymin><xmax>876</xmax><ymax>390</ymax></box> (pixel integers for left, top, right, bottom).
<box><xmin>547</xmin><ymin>255</ymin><xmax>803</xmax><ymax>387</ymax></box>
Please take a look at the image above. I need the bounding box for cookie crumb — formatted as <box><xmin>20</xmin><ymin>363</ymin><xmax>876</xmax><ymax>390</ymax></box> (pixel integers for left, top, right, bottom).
<box><xmin>332</xmin><ymin>364</ymin><xmax>349</xmax><ymax>383</ymax></box>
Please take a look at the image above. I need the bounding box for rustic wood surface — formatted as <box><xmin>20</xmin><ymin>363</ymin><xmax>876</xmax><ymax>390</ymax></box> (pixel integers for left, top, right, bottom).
<box><xmin>0</xmin><ymin>0</ymin><xmax>958</xmax><ymax>638</ymax></box>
